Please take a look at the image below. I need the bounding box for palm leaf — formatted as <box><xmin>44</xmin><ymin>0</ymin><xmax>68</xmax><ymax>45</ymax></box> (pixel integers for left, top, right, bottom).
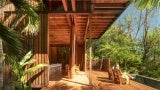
<box><xmin>0</xmin><ymin>22</ymin><xmax>23</xmax><ymax>57</ymax></box>
<box><xmin>24</xmin><ymin>64</ymin><xmax>47</xmax><ymax>75</ymax></box>
<box><xmin>10</xmin><ymin>0</ymin><xmax>39</xmax><ymax>35</ymax></box>
<box><xmin>21</xmin><ymin>59</ymin><xmax>35</xmax><ymax>67</ymax></box>
<box><xmin>133</xmin><ymin>0</ymin><xmax>160</xmax><ymax>9</ymax></box>
<box><xmin>26</xmin><ymin>70</ymin><xmax>45</xmax><ymax>86</ymax></box>
<box><xmin>20</xmin><ymin>51</ymin><xmax>33</xmax><ymax>66</ymax></box>
<box><xmin>10</xmin><ymin>0</ymin><xmax>38</xmax><ymax>23</ymax></box>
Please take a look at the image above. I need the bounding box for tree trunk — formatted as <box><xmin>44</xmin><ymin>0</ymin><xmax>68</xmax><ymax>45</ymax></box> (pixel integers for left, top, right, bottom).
<box><xmin>142</xmin><ymin>9</ymin><xmax>149</xmax><ymax>62</ymax></box>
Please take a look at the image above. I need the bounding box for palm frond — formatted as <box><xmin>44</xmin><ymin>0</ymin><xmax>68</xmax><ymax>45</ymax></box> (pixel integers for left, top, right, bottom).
<box><xmin>0</xmin><ymin>22</ymin><xmax>23</xmax><ymax>57</ymax></box>
<box><xmin>21</xmin><ymin>59</ymin><xmax>35</xmax><ymax>67</ymax></box>
<box><xmin>10</xmin><ymin>0</ymin><xmax>39</xmax><ymax>35</ymax></box>
<box><xmin>132</xmin><ymin>0</ymin><xmax>160</xmax><ymax>9</ymax></box>
<box><xmin>20</xmin><ymin>50</ymin><xmax>33</xmax><ymax>65</ymax></box>
<box><xmin>26</xmin><ymin>70</ymin><xmax>44</xmax><ymax>86</ymax></box>
<box><xmin>24</xmin><ymin>64</ymin><xmax>48</xmax><ymax>75</ymax></box>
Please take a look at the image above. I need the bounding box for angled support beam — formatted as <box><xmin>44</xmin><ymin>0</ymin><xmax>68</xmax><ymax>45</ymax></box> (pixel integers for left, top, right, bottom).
<box><xmin>71</xmin><ymin>0</ymin><xmax>76</xmax><ymax>11</ymax></box>
<box><xmin>62</xmin><ymin>0</ymin><xmax>71</xmax><ymax>26</ymax></box>
<box><xmin>71</xmin><ymin>0</ymin><xmax>77</xmax><ymax>26</ymax></box>
<box><xmin>62</xmin><ymin>0</ymin><xmax>68</xmax><ymax>11</ymax></box>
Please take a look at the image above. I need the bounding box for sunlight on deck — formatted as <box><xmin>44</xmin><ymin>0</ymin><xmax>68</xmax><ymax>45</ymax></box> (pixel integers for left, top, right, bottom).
<box><xmin>42</xmin><ymin>71</ymin><xmax>91</xmax><ymax>90</ymax></box>
<box><xmin>42</xmin><ymin>70</ymin><xmax>158</xmax><ymax>90</ymax></box>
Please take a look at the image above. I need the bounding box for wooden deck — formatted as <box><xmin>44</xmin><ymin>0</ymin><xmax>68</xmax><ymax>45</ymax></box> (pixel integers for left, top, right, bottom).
<box><xmin>42</xmin><ymin>70</ymin><xmax>158</xmax><ymax>90</ymax></box>
<box><xmin>42</xmin><ymin>71</ymin><xmax>91</xmax><ymax>90</ymax></box>
<box><xmin>90</xmin><ymin>70</ymin><xmax>157</xmax><ymax>90</ymax></box>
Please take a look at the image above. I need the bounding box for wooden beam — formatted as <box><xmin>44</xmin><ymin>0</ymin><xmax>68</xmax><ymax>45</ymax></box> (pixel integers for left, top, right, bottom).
<box><xmin>49</xmin><ymin>44</ymin><xmax>70</xmax><ymax>47</ymax></box>
<box><xmin>93</xmin><ymin>11</ymin><xmax>122</xmax><ymax>14</ymax></box>
<box><xmin>71</xmin><ymin>0</ymin><xmax>76</xmax><ymax>11</ymax></box>
<box><xmin>84</xmin><ymin>16</ymin><xmax>90</xmax><ymax>40</ymax></box>
<box><xmin>5</xmin><ymin>11</ymin><xmax>90</xmax><ymax>14</ymax></box>
<box><xmin>50</xmin><ymin>40</ymin><xmax>70</xmax><ymax>43</ymax></box>
<box><xmin>66</xmin><ymin>15</ymin><xmax>72</xmax><ymax>26</ymax></box>
<box><xmin>92</xmin><ymin>16</ymin><xmax>116</xmax><ymax>19</ymax></box>
<box><xmin>48</xmin><ymin>11</ymin><xmax>90</xmax><ymax>14</ymax></box>
<box><xmin>62</xmin><ymin>0</ymin><xmax>72</xmax><ymax>26</ymax></box>
<box><xmin>62</xmin><ymin>0</ymin><xmax>68</xmax><ymax>11</ymax></box>
<box><xmin>49</xmin><ymin>23</ymin><xmax>69</xmax><ymax>25</ymax></box>
<box><xmin>48</xmin><ymin>17</ymin><xmax>67</xmax><ymax>19</ymax></box>
<box><xmin>93</xmin><ymin>0</ymin><xmax>128</xmax><ymax>3</ymax></box>
<box><xmin>49</xmin><ymin>30</ymin><xmax>70</xmax><ymax>32</ymax></box>
<box><xmin>71</xmin><ymin>0</ymin><xmax>77</xmax><ymax>32</ymax></box>
<box><xmin>93</xmin><ymin>3</ymin><xmax>126</xmax><ymax>8</ymax></box>
<box><xmin>49</xmin><ymin>21</ymin><xmax>68</xmax><ymax>23</ymax></box>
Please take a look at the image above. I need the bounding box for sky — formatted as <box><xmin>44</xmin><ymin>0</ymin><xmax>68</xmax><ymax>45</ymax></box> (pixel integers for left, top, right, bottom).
<box><xmin>114</xmin><ymin>3</ymin><xmax>160</xmax><ymax>39</ymax></box>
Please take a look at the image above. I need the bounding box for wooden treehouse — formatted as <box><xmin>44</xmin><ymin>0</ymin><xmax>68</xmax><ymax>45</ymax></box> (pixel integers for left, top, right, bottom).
<box><xmin>2</xmin><ymin>0</ymin><xmax>129</xmax><ymax>88</ymax></box>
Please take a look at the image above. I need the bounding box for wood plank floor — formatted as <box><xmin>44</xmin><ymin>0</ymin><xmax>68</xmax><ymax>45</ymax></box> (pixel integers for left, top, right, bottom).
<box><xmin>42</xmin><ymin>71</ymin><xmax>91</xmax><ymax>90</ymax></box>
<box><xmin>42</xmin><ymin>70</ymin><xmax>158</xmax><ymax>90</ymax></box>
<box><xmin>90</xmin><ymin>70</ymin><xmax>158</xmax><ymax>90</ymax></box>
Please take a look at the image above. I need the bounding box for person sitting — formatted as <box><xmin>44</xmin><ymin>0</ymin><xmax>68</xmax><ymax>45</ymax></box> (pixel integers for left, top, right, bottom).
<box><xmin>113</xmin><ymin>63</ymin><xmax>132</xmax><ymax>85</ymax></box>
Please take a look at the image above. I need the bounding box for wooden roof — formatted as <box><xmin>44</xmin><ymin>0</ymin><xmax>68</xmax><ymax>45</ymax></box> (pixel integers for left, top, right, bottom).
<box><xmin>46</xmin><ymin>0</ymin><xmax>129</xmax><ymax>46</ymax></box>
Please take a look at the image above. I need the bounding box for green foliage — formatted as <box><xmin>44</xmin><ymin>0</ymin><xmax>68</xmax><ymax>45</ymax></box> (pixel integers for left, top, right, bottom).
<box><xmin>0</xmin><ymin>0</ymin><xmax>41</xmax><ymax>36</ymax></box>
<box><xmin>0</xmin><ymin>22</ymin><xmax>23</xmax><ymax>57</ymax></box>
<box><xmin>11</xmin><ymin>51</ymin><xmax>47</xmax><ymax>90</ymax></box>
<box><xmin>132</xmin><ymin>0</ymin><xmax>160</xmax><ymax>9</ymax></box>
<box><xmin>139</xmin><ymin>60</ymin><xmax>160</xmax><ymax>79</ymax></box>
<box><xmin>96</xmin><ymin>25</ymin><xmax>141</xmax><ymax>71</ymax></box>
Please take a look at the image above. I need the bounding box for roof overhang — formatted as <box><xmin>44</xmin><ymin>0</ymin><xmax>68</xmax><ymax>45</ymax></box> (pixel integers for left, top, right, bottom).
<box><xmin>45</xmin><ymin>0</ymin><xmax>129</xmax><ymax>46</ymax></box>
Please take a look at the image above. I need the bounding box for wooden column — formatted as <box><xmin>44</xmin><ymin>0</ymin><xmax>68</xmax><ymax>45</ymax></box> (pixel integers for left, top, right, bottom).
<box><xmin>89</xmin><ymin>14</ymin><xmax>92</xmax><ymax>84</ymax></box>
<box><xmin>75</xmin><ymin>37</ymin><xmax>78</xmax><ymax>66</ymax></box>
<box><xmin>82</xmin><ymin>41</ymin><xmax>86</xmax><ymax>72</ymax></box>
<box><xmin>69</xmin><ymin>23</ymin><xmax>76</xmax><ymax>79</ymax></box>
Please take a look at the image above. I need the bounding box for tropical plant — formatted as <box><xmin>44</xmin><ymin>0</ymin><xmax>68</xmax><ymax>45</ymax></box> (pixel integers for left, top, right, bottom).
<box><xmin>11</xmin><ymin>51</ymin><xmax>47</xmax><ymax>90</ymax></box>
<box><xmin>132</xmin><ymin>0</ymin><xmax>160</xmax><ymax>9</ymax></box>
<box><xmin>0</xmin><ymin>0</ymin><xmax>41</xmax><ymax>35</ymax></box>
<box><xmin>0</xmin><ymin>0</ymin><xmax>43</xmax><ymax>58</ymax></box>
<box><xmin>0</xmin><ymin>22</ymin><xmax>23</xmax><ymax>57</ymax></box>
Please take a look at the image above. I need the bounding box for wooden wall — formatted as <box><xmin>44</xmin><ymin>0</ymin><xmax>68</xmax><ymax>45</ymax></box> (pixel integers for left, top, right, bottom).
<box><xmin>2</xmin><ymin>12</ymin><xmax>49</xmax><ymax>88</ymax></box>
<box><xmin>49</xmin><ymin>47</ymin><xmax>58</xmax><ymax>64</ymax></box>
<box><xmin>49</xmin><ymin>44</ymin><xmax>86</xmax><ymax>71</ymax></box>
<box><xmin>75</xmin><ymin>42</ymin><xmax>86</xmax><ymax>71</ymax></box>
<box><xmin>26</xmin><ymin>14</ymin><xmax>49</xmax><ymax>88</ymax></box>
<box><xmin>49</xmin><ymin>46</ymin><xmax>70</xmax><ymax>69</ymax></box>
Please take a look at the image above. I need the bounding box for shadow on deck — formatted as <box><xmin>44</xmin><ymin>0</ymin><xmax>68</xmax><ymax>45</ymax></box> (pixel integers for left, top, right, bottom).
<box><xmin>42</xmin><ymin>71</ymin><xmax>92</xmax><ymax>90</ymax></box>
<box><xmin>42</xmin><ymin>70</ymin><xmax>158</xmax><ymax>90</ymax></box>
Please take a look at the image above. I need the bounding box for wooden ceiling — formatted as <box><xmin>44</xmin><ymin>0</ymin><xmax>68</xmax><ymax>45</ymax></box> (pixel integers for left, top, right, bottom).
<box><xmin>46</xmin><ymin>0</ymin><xmax>129</xmax><ymax>46</ymax></box>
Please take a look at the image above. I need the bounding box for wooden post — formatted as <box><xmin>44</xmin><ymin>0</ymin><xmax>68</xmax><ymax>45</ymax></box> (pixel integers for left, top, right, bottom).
<box><xmin>75</xmin><ymin>39</ymin><xmax>78</xmax><ymax>66</ymax></box>
<box><xmin>69</xmin><ymin>23</ymin><xmax>76</xmax><ymax>79</ymax></box>
<box><xmin>89</xmin><ymin>14</ymin><xmax>92</xmax><ymax>84</ymax></box>
<box><xmin>83</xmin><ymin>41</ymin><xmax>86</xmax><ymax>72</ymax></box>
